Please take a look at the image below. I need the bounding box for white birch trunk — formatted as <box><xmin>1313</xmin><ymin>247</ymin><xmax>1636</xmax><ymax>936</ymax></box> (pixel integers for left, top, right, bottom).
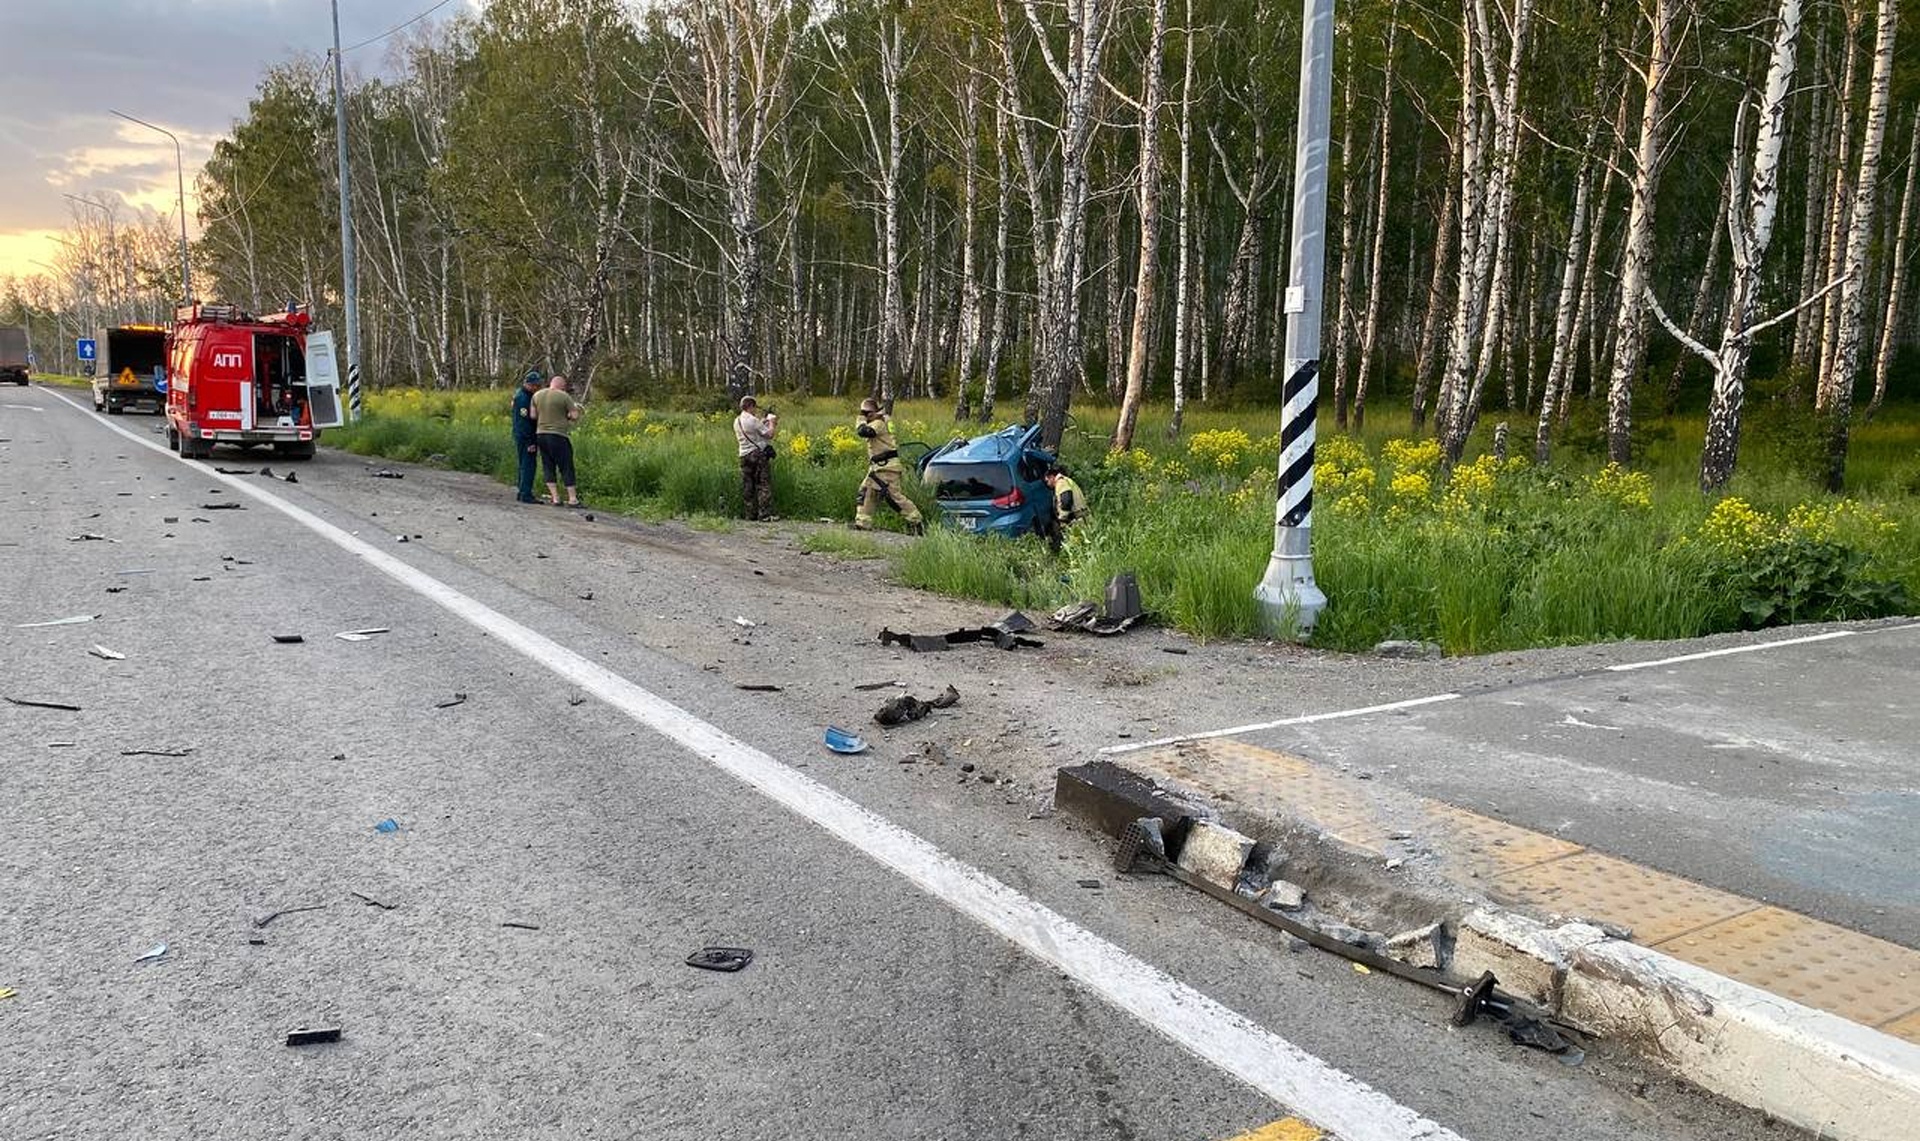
<box><xmin>1821</xmin><ymin>0</ymin><xmax>1898</xmax><ymax>489</ymax></box>
<box><xmin>1603</xmin><ymin>0</ymin><xmax>1678</xmax><ymax>465</ymax></box>
<box><xmin>1112</xmin><ymin>0</ymin><xmax>1170</xmax><ymax>452</ymax></box>
<box><xmin>1870</xmin><ymin>112</ymin><xmax>1920</xmax><ymax>413</ymax></box>
<box><xmin>1351</xmin><ymin>12</ymin><xmax>1399</xmax><ymax>434</ymax></box>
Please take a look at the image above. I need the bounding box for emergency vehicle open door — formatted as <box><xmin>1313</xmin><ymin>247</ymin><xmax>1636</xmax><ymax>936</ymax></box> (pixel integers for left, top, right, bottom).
<box><xmin>305</xmin><ymin>331</ymin><xmax>345</xmax><ymax>428</ymax></box>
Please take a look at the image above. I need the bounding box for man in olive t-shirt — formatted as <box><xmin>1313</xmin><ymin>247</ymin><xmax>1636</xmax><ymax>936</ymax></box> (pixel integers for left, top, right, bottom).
<box><xmin>530</xmin><ymin>375</ymin><xmax>582</xmax><ymax>506</ymax></box>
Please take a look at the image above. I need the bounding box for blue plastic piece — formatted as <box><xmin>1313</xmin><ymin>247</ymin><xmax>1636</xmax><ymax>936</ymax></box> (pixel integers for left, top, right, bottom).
<box><xmin>374</xmin><ymin>818</ymin><xmax>399</xmax><ymax>834</ymax></box>
<box><xmin>824</xmin><ymin>727</ymin><xmax>869</xmax><ymax>755</ymax></box>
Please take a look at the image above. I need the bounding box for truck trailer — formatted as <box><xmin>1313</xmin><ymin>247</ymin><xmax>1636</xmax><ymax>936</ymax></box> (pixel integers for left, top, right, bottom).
<box><xmin>90</xmin><ymin>324</ymin><xmax>169</xmax><ymax>413</ymax></box>
<box><xmin>165</xmin><ymin>303</ymin><xmax>343</xmax><ymax>460</ymax></box>
<box><xmin>0</xmin><ymin>325</ymin><xmax>28</xmax><ymax>385</ymax></box>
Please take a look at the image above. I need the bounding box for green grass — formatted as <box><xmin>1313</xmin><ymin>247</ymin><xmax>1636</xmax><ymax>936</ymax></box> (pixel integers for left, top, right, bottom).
<box><xmin>328</xmin><ymin>387</ymin><xmax>1920</xmax><ymax>654</ymax></box>
<box><xmin>800</xmin><ymin>530</ymin><xmax>892</xmax><ymax>560</ymax></box>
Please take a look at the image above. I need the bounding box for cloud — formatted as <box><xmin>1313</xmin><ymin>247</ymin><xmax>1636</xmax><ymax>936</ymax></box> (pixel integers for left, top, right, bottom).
<box><xmin>0</xmin><ymin>0</ymin><xmax>469</xmax><ymax>277</ymax></box>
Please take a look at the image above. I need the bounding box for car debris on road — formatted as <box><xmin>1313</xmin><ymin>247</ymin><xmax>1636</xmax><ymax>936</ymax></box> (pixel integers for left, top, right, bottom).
<box><xmin>824</xmin><ymin>727</ymin><xmax>870</xmax><ymax>754</ymax></box>
<box><xmin>120</xmin><ymin>747</ymin><xmax>193</xmax><ymax>758</ymax></box>
<box><xmin>253</xmin><ymin>903</ymin><xmax>326</xmax><ymax>929</ymax></box>
<box><xmin>284</xmin><ymin>1027</ymin><xmax>343</xmax><ymax>1046</ymax></box>
<box><xmin>874</xmin><ymin>684</ymin><xmax>960</xmax><ymax>727</ymax></box>
<box><xmin>16</xmin><ymin>614</ymin><xmax>99</xmax><ymax>628</ymax></box>
<box><xmin>335</xmin><ymin>627</ymin><xmax>391</xmax><ymax>642</ymax></box>
<box><xmin>878</xmin><ymin>612</ymin><xmax>1041</xmax><ymax>652</ymax></box>
<box><xmin>685</xmin><ymin>947</ymin><xmax>753</xmax><ymax>973</ymax></box>
<box><xmin>5</xmin><ymin>696</ymin><xmax>83</xmax><ymax>712</ymax></box>
<box><xmin>87</xmin><ymin>644</ymin><xmax>125</xmax><ymax>660</ymax></box>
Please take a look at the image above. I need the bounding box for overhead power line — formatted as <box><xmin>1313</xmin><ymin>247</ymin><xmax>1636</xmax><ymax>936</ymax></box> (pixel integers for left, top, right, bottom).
<box><xmin>339</xmin><ymin>0</ymin><xmax>459</xmax><ymax>54</ymax></box>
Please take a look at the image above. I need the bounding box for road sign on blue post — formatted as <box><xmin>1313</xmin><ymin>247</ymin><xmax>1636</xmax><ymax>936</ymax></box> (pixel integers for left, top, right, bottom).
<box><xmin>76</xmin><ymin>338</ymin><xmax>96</xmax><ymax>362</ymax></box>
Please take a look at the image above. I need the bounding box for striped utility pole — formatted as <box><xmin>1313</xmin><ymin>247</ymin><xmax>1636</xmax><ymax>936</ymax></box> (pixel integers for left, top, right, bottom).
<box><xmin>330</xmin><ymin>0</ymin><xmax>363</xmax><ymax>419</ymax></box>
<box><xmin>1254</xmin><ymin>0</ymin><xmax>1335</xmax><ymax>634</ymax></box>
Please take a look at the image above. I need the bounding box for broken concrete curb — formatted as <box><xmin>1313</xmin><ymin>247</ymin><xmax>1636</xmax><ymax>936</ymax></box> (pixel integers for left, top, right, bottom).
<box><xmin>1563</xmin><ymin>939</ymin><xmax>1920</xmax><ymax>1141</ymax></box>
<box><xmin>1056</xmin><ymin>755</ymin><xmax>1920</xmax><ymax>1141</ymax></box>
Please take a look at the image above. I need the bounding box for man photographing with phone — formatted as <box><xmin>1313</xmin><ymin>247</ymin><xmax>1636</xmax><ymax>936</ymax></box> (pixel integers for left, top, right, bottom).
<box><xmin>734</xmin><ymin>394</ymin><xmax>778</xmax><ymax>521</ymax></box>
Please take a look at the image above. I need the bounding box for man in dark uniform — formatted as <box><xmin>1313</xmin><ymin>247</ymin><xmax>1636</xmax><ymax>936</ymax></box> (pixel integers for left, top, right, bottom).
<box><xmin>511</xmin><ymin>370</ymin><xmax>542</xmax><ymax>503</ymax></box>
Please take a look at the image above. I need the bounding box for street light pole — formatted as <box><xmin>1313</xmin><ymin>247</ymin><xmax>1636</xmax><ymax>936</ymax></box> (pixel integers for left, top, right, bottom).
<box><xmin>330</xmin><ymin>0</ymin><xmax>363</xmax><ymax>420</ymax></box>
<box><xmin>108</xmin><ymin>110</ymin><xmax>192</xmax><ymax>304</ymax></box>
<box><xmin>1253</xmin><ymin>0</ymin><xmax>1336</xmax><ymax>636</ymax></box>
<box><xmin>62</xmin><ymin>193</ymin><xmax>117</xmax><ymax>323</ymax></box>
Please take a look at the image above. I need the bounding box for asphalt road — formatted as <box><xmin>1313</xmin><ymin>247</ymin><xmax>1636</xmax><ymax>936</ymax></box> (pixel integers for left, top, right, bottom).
<box><xmin>1</xmin><ymin>384</ymin><xmax>1792</xmax><ymax>1141</ymax></box>
<box><xmin>1245</xmin><ymin>621</ymin><xmax>1920</xmax><ymax>947</ymax></box>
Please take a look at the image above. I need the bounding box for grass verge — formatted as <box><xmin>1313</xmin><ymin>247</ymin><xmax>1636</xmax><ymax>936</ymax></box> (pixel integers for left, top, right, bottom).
<box><xmin>328</xmin><ymin>389</ymin><xmax>1920</xmax><ymax>654</ymax></box>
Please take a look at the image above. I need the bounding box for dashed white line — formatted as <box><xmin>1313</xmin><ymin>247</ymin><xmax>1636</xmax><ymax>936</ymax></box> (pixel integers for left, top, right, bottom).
<box><xmin>40</xmin><ymin>385</ymin><xmax>1467</xmax><ymax>1141</ymax></box>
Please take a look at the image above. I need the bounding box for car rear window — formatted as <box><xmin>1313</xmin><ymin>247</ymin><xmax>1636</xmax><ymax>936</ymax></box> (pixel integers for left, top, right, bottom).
<box><xmin>929</xmin><ymin>462</ymin><xmax>1014</xmax><ymax>501</ymax></box>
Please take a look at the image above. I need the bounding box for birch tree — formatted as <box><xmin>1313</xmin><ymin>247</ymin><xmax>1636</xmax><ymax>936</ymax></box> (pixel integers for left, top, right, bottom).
<box><xmin>1820</xmin><ymin>0</ymin><xmax>1898</xmax><ymax>490</ymax></box>
<box><xmin>659</xmin><ymin>0</ymin><xmax>798</xmax><ymax>399</ymax></box>
<box><xmin>827</xmin><ymin>8</ymin><xmax>916</xmax><ymax>402</ymax></box>
<box><xmin>1870</xmin><ymin>112</ymin><xmax>1920</xmax><ymax>414</ymax></box>
<box><xmin>1642</xmin><ymin>0</ymin><xmax>1815</xmax><ymax>490</ymax></box>
<box><xmin>996</xmin><ymin>0</ymin><xmax>1119</xmax><ymax>449</ymax></box>
<box><xmin>1435</xmin><ymin>0</ymin><xmax>1537</xmax><ymax>462</ymax></box>
<box><xmin>1602</xmin><ymin>0</ymin><xmax>1682</xmax><ymax>465</ymax></box>
<box><xmin>1112</xmin><ymin>0</ymin><xmax>1169</xmax><ymax>452</ymax></box>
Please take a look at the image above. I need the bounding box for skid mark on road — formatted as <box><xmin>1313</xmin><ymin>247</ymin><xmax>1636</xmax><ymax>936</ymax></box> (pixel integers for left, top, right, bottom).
<box><xmin>41</xmin><ymin>386</ymin><xmax>1465</xmax><ymax>1141</ymax></box>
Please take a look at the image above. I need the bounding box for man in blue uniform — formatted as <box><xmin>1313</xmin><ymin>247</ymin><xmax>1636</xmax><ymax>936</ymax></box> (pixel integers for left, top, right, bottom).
<box><xmin>511</xmin><ymin>369</ymin><xmax>542</xmax><ymax>503</ymax></box>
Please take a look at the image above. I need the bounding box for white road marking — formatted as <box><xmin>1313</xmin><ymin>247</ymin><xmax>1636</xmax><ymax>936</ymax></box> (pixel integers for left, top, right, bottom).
<box><xmin>1100</xmin><ymin>693</ymin><xmax>1463</xmax><ymax>756</ymax></box>
<box><xmin>1107</xmin><ymin>623</ymin><xmax>1920</xmax><ymax>755</ymax></box>
<box><xmin>1603</xmin><ymin>628</ymin><xmax>1864</xmax><ymax>671</ymax></box>
<box><xmin>41</xmin><ymin>386</ymin><xmax>1465</xmax><ymax>1141</ymax></box>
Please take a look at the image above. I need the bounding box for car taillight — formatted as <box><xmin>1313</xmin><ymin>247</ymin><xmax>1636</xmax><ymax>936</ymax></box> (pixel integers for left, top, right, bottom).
<box><xmin>991</xmin><ymin>487</ymin><xmax>1024</xmax><ymax>509</ymax></box>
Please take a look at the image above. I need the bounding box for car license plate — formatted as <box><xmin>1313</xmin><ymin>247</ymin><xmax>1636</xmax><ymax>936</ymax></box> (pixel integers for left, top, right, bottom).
<box><xmin>962</xmin><ymin>516</ymin><xmax>980</xmax><ymax>531</ymax></box>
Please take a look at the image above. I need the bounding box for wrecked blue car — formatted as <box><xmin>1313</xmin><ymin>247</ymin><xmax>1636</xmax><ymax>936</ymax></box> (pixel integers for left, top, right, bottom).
<box><xmin>916</xmin><ymin>423</ymin><xmax>1057</xmax><ymax>538</ymax></box>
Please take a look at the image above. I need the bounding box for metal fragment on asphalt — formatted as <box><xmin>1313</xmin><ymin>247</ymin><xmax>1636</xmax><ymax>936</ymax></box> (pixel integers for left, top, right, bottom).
<box><xmin>253</xmin><ymin>903</ymin><xmax>326</xmax><ymax>929</ymax></box>
<box><xmin>335</xmin><ymin>627</ymin><xmax>391</xmax><ymax>641</ymax></box>
<box><xmin>684</xmin><ymin>947</ymin><xmax>753</xmax><ymax>973</ymax></box>
<box><xmin>88</xmin><ymin>644</ymin><xmax>125</xmax><ymax>660</ymax></box>
<box><xmin>434</xmin><ymin>693</ymin><xmax>468</xmax><ymax>709</ymax></box>
<box><xmin>15</xmin><ymin>614</ymin><xmax>99</xmax><ymax>628</ymax></box>
<box><xmin>284</xmin><ymin>1026</ymin><xmax>343</xmax><ymax>1046</ymax></box>
<box><xmin>5</xmin><ymin>696</ymin><xmax>83</xmax><ymax>712</ymax></box>
<box><xmin>134</xmin><ymin>943</ymin><xmax>169</xmax><ymax>965</ymax></box>
<box><xmin>121</xmin><ymin>748</ymin><xmax>193</xmax><ymax>758</ymax></box>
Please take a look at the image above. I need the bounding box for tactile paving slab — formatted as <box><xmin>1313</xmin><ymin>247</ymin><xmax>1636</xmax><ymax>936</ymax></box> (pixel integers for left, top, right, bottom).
<box><xmin>1880</xmin><ymin>1008</ymin><xmax>1920</xmax><ymax>1046</ymax></box>
<box><xmin>1420</xmin><ymin>802</ymin><xmax>1584</xmax><ymax>881</ymax></box>
<box><xmin>1655</xmin><ymin>906</ymin><xmax>1920</xmax><ymax>1032</ymax></box>
<box><xmin>1489</xmin><ymin>851</ymin><xmax>1759</xmax><ymax>944</ymax></box>
<box><xmin>1123</xmin><ymin>735</ymin><xmax>1920</xmax><ymax>1043</ymax></box>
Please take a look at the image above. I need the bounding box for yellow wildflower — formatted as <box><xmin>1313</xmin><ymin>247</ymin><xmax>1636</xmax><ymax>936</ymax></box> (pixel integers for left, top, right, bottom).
<box><xmin>1382</xmin><ymin>437</ymin><xmax>1442</xmax><ymax>474</ymax></box>
<box><xmin>1188</xmin><ymin>428</ymin><xmax>1255</xmax><ymax>471</ymax></box>
<box><xmin>1587</xmin><ymin>463</ymin><xmax>1654</xmax><ymax>511</ymax></box>
<box><xmin>1699</xmin><ymin>497</ymin><xmax>1773</xmax><ymax>553</ymax></box>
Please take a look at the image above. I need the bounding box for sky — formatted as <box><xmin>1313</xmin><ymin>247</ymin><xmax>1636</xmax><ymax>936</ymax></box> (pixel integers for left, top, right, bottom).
<box><xmin>0</xmin><ymin>0</ymin><xmax>470</xmax><ymax>280</ymax></box>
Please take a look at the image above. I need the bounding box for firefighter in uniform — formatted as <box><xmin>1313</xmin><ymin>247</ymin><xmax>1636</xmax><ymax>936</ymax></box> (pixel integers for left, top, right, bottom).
<box><xmin>853</xmin><ymin>397</ymin><xmax>924</xmax><ymax>534</ymax></box>
<box><xmin>1044</xmin><ymin>464</ymin><xmax>1088</xmax><ymax>550</ymax></box>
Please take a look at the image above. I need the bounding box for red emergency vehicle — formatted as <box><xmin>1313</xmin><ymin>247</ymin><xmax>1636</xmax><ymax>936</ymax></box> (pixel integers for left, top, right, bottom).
<box><xmin>165</xmin><ymin>303</ymin><xmax>344</xmax><ymax>460</ymax></box>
